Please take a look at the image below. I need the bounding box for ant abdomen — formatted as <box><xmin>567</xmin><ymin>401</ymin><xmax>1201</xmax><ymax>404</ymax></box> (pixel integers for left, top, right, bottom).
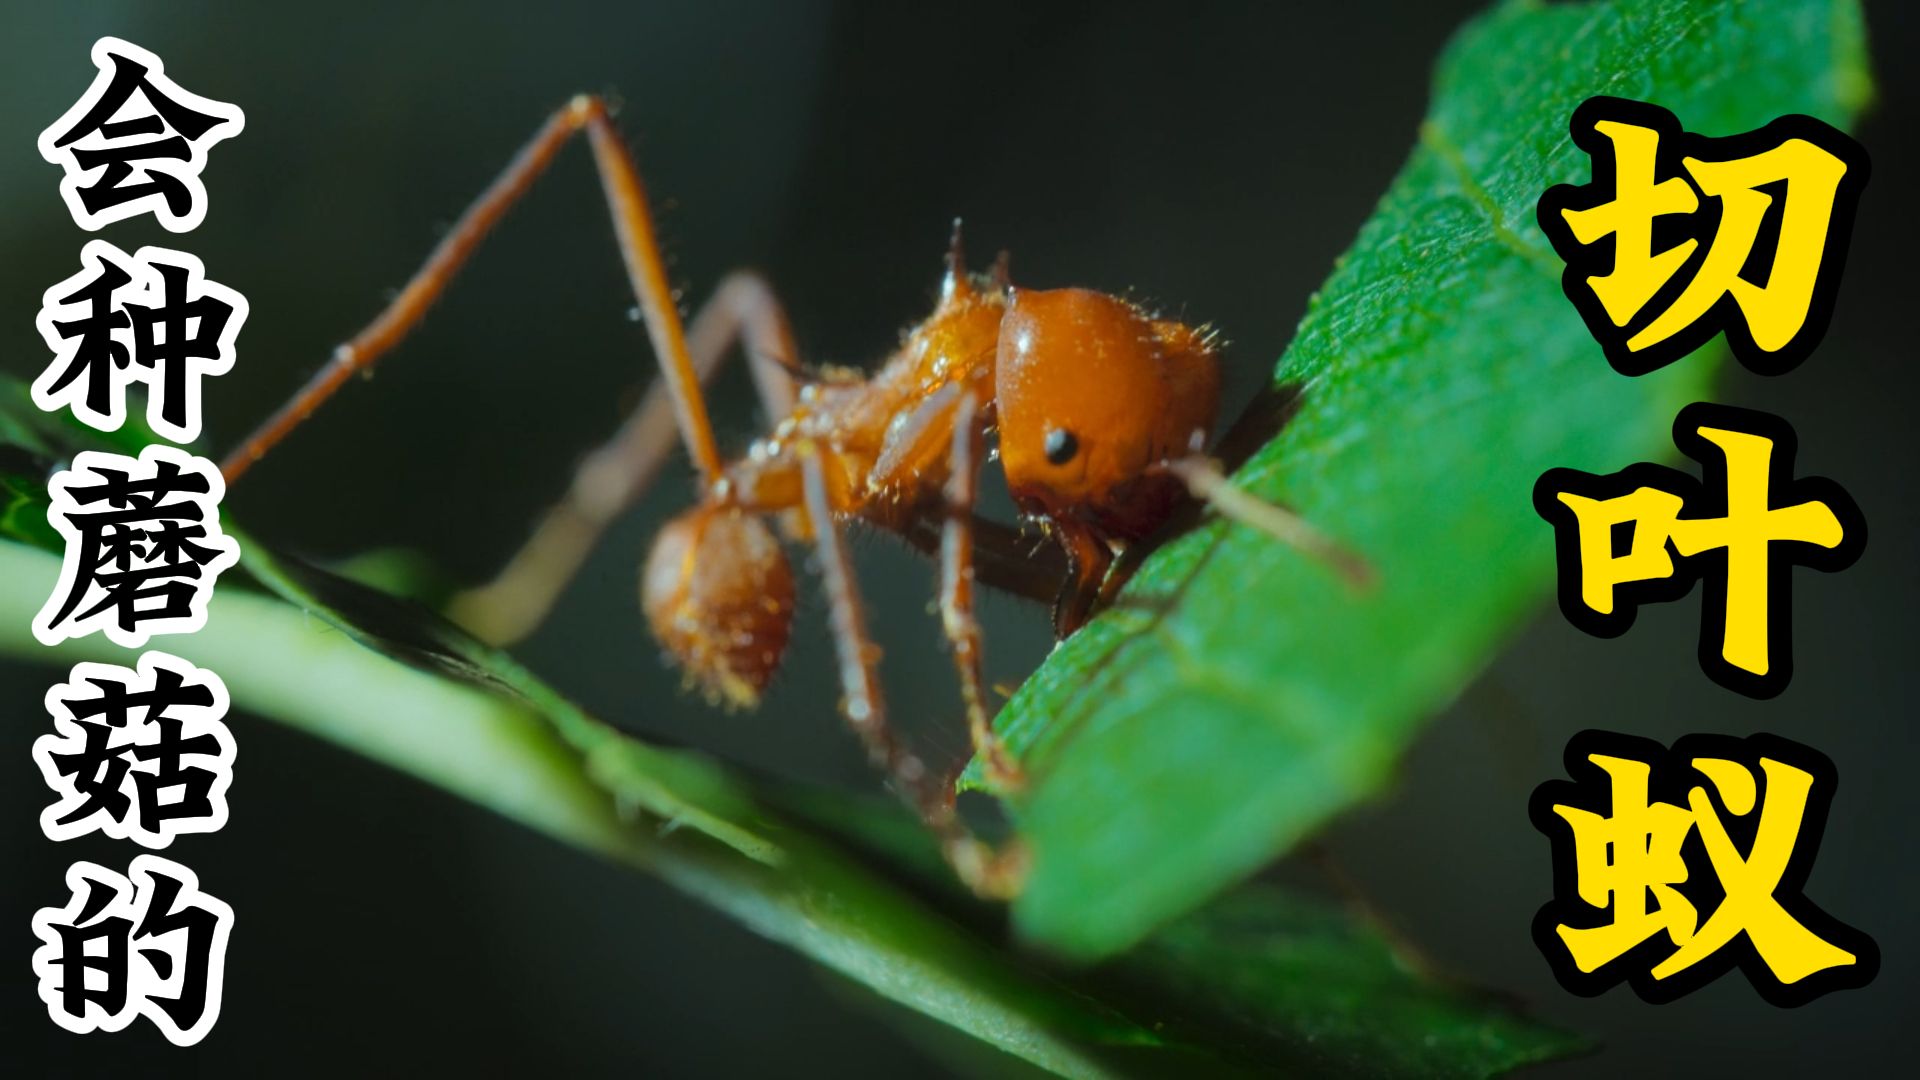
<box><xmin>642</xmin><ymin>504</ymin><xmax>795</xmax><ymax>708</ymax></box>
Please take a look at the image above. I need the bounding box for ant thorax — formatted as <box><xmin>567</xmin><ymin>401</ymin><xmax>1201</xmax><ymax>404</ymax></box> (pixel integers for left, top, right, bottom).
<box><xmin>718</xmin><ymin>270</ymin><xmax>1008</xmax><ymax>528</ymax></box>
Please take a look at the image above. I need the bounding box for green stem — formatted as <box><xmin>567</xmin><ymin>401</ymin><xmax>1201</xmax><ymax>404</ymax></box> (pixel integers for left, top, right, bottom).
<box><xmin>0</xmin><ymin>539</ymin><xmax>1145</xmax><ymax>1080</ymax></box>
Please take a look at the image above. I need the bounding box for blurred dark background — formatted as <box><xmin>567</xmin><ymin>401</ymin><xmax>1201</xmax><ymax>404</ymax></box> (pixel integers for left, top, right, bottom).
<box><xmin>0</xmin><ymin>1</ymin><xmax>1912</xmax><ymax>1075</ymax></box>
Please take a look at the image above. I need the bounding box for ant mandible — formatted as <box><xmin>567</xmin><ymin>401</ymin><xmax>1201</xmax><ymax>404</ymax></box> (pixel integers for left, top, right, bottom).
<box><xmin>220</xmin><ymin>95</ymin><xmax>1368</xmax><ymax>898</ymax></box>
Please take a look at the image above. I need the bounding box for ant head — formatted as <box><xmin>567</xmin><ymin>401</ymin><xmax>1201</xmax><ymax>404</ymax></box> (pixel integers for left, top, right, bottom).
<box><xmin>996</xmin><ymin>288</ymin><xmax>1221</xmax><ymax>540</ymax></box>
<box><xmin>641</xmin><ymin>503</ymin><xmax>795</xmax><ymax>708</ymax></box>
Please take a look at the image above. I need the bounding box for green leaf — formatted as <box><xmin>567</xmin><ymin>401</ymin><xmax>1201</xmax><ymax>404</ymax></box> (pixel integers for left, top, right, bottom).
<box><xmin>1115</xmin><ymin>886</ymin><xmax>1588</xmax><ymax>1078</ymax></box>
<box><xmin>0</xmin><ymin>537</ymin><xmax>1143</xmax><ymax>1079</ymax></box>
<box><xmin>970</xmin><ymin>0</ymin><xmax>1871</xmax><ymax>959</ymax></box>
<box><xmin>0</xmin><ymin>397</ymin><xmax>1579</xmax><ymax>1075</ymax></box>
<box><xmin>778</xmin><ymin>790</ymin><xmax>1590</xmax><ymax>1076</ymax></box>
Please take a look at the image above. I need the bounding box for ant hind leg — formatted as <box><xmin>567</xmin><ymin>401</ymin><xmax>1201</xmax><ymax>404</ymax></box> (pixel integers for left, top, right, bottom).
<box><xmin>452</xmin><ymin>272</ymin><xmax>801</xmax><ymax>644</ymax></box>
<box><xmin>222</xmin><ymin>96</ymin><xmax>724</xmax><ymax>486</ymax></box>
<box><xmin>213</xmin><ymin>91</ymin><xmax>801</xmax><ymax>645</ymax></box>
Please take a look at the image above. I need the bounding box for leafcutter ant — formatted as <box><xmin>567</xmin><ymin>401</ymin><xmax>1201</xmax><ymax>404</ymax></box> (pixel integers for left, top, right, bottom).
<box><xmin>221</xmin><ymin>96</ymin><xmax>1369</xmax><ymax>897</ymax></box>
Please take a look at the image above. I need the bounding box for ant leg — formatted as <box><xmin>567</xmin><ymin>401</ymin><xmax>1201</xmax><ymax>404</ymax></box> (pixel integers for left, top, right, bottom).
<box><xmin>940</xmin><ymin>391</ymin><xmax>1025</xmax><ymax>792</ymax></box>
<box><xmin>798</xmin><ymin>444</ymin><xmax>1026</xmax><ymax>899</ymax></box>
<box><xmin>1160</xmin><ymin>456</ymin><xmax>1377</xmax><ymax>591</ymax></box>
<box><xmin>451</xmin><ymin>272</ymin><xmax>799</xmax><ymax>644</ymax></box>
<box><xmin>222</xmin><ymin>95</ymin><xmax>723</xmax><ymax>488</ymax></box>
<box><xmin>896</xmin><ymin>509</ymin><xmax>1067</xmax><ymax>609</ymax></box>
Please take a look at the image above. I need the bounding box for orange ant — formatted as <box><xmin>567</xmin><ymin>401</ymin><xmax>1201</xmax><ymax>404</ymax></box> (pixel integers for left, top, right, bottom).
<box><xmin>220</xmin><ymin>95</ymin><xmax>1369</xmax><ymax>898</ymax></box>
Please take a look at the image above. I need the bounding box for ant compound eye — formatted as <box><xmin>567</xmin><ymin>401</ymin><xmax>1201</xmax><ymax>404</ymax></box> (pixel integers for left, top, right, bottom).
<box><xmin>1044</xmin><ymin>428</ymin><xmax>1079</xmax><ymax>466</ymax></box>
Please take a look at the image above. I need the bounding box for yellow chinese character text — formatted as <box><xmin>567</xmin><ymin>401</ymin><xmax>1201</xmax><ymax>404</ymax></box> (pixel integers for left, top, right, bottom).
<box><xmin>1539</xmin><ymin>97</ymin><xmax>1866</xmax><ymax>375</ymax></box>
<box><xmin>1533</xmin><ymin>733</ymin><xmax>1876</xmax><ymax>1005</ymax></box>
<box><xmin>1533</xmin><ymin>404</ymin><xmax>1862</xmax><ymax>698</ymax></box>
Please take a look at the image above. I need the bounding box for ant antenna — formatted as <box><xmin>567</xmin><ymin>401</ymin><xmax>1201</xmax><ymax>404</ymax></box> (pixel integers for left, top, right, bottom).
<box><xmin>1159</xmin><ymin>455</ymin><xmax>1377</xmax><ymax>592</ymax></box>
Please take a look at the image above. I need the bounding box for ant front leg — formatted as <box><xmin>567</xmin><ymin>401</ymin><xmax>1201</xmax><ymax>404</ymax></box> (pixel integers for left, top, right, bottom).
<box><xmin>940</xmin><ymin>390</ymin><xmax>1025</xmax><ymax>792</ymax></box>
<box><xmin>797</xmin><ymin>443</ymin><xmax>1026</xmax><ymax>899</ymax></box>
